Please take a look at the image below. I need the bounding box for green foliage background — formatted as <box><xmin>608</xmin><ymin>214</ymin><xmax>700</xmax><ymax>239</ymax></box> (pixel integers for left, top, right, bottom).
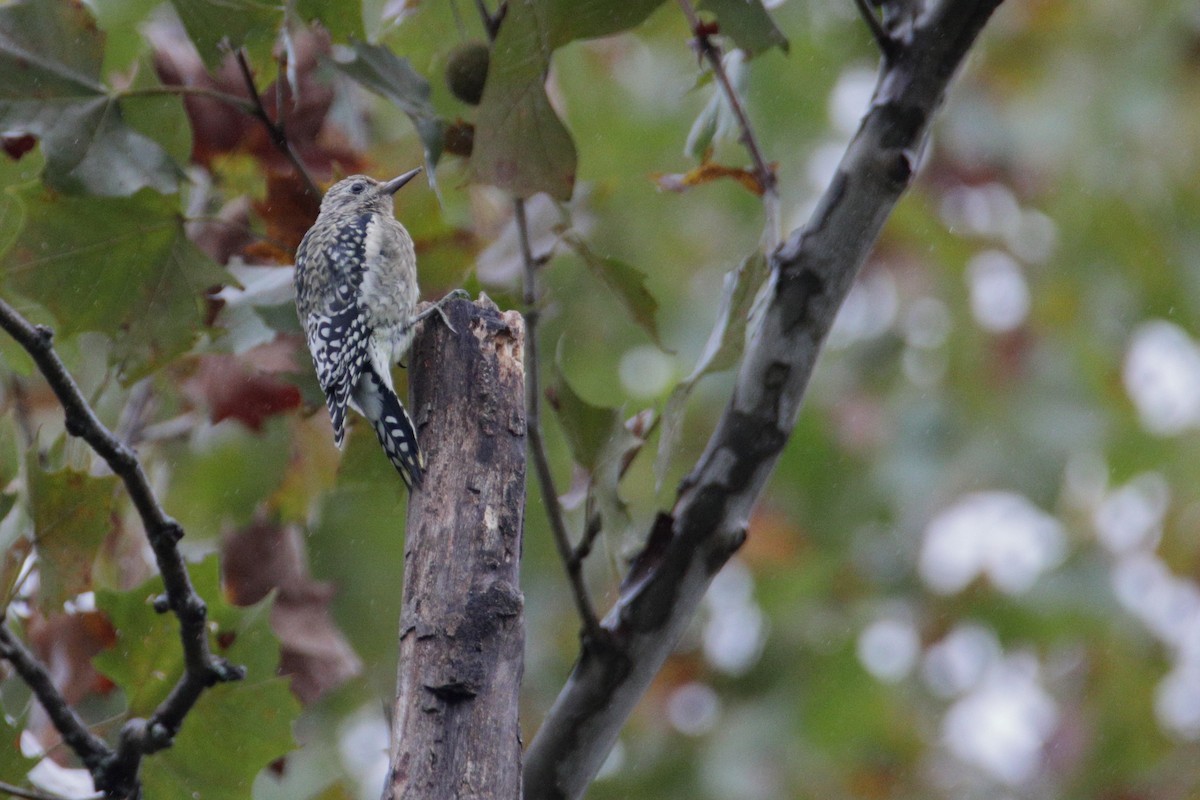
<box><xmin>0</xmin><ymin>0</ymin><xmax>1197</xmax><ymax>798</ymax></box>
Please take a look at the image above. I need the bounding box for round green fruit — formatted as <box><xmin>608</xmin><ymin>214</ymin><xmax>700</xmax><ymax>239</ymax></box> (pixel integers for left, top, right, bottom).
<box><xmin>446</xmin><ymin>41</ymin><xmax>490</xmax><ymax>106</ymax></box>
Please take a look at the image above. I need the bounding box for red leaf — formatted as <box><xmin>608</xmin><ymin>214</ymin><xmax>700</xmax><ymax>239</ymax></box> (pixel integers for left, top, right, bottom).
<box><xmin>254</xmin><ymin>171</ymin><xmax>322</xmax><ymax>258</ymax></box>
<box><xmin>185</xmin><ymin>341</ymin><xmax>302</xmax><ymax>431</ymax></box>
<box><xmin>2</xmin><ymin>133</ymin><xmax>37</xmax><ymax>161</ymax></box>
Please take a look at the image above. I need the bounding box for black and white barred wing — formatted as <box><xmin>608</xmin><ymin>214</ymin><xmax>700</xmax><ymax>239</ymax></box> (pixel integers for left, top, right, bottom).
<box><xmin>304</xmin><ymin>303</ymin><xmax>370</xmax><ymax>448</ymax></box>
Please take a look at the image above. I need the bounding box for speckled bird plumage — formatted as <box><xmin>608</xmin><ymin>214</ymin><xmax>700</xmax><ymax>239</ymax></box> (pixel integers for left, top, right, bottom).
<box><xmin>294</xmin><ymin>170</ymin><xmax>425</xmax><ymax>488</ymax></box>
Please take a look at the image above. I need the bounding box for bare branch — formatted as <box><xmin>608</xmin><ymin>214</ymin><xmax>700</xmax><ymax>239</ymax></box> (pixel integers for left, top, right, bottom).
<box><xmin>234</xmin><ymin>50</ymin><xmax>322</xmax><ymax>200</ymax></box>
<box><xmin>0</xmin><ymin>299</ymin><xmax>245</xmax><ymax>798</ymax></box>
<box><xmin>473</xmin><ymin>0</ymin><xmax>505</xmax><ymax>39</ymax></box>
<box><xmin>571</xmin><ymin>493</ymin><xmax>602</xmax><ymax>567</ymax></box>
<box><xmin>523</xmin><ymin>2</ymin><xmax>1007</xmax><ymax>797</ymax></box>
<box><xmin>852</xmin><ymin>0</ymin><xmax>897</xmax><ymax>57</ymax></box>
<box><xmin>514</xmin><ymin>199</ymin><xmax>604</xmax><ymax>645</ymax></box>
<box><xmin>677</xmin><ymin>0</ymin><xmax>779</xmax><ymax>242</ymax></box>
<box><xmin>0</xmin><ymin>626</ymin><xmax>109</xmax><ymax>772</ymax></box>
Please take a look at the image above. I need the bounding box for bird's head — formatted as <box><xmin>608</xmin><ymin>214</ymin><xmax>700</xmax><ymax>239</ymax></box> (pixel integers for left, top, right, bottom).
<box><xmin>318</xmin><ymin>168</ymin><xmax>423</xmax><ymax>217</ymax></box>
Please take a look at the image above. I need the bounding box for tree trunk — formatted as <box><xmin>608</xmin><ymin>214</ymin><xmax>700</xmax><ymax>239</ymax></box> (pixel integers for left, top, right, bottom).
<box><xmin>385</xmin><ymin>296</ymin><xmax>527</xmax><ymax>800</ymax></box>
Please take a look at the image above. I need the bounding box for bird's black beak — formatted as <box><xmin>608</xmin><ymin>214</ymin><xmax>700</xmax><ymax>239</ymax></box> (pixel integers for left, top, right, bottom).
<box><xmin>381</xmin><ymin>167</ymin><xmax>423</xmax><ymax>195</ymax></box>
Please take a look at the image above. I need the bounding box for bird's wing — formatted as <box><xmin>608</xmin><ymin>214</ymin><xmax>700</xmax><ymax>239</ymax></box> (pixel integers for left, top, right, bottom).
<box><xmin>299</xmin><ymin>214</ymin><xmax>375</xmax><ymax>447</ymax></box>
<box><xmin>305</xmin><ymin>303</ymin><xmax>371</xmax><ymax>447</ymax></box>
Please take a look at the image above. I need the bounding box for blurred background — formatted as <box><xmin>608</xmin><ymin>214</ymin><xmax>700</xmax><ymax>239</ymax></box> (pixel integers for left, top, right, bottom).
<box><xmin>3</xmin><ymin>0</ymin><xmax>1200</xmax><ymax>798</ymax></box>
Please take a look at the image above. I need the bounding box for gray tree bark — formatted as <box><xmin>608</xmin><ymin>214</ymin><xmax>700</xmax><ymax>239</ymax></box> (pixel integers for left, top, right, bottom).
<box><xmin>522</xmin><ymin>2</ymin><xmax>1007</xmax><ymax>797</ymax></box>
<box><xmin>384</xmin><ymin>296</ymin><xmax>527</xmax><ymax>800</ymax></box>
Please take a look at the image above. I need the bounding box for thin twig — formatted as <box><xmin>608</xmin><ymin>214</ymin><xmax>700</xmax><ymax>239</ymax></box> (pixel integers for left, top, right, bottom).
<box><xmin>0</xmin><ymin>300</ymin><xmax>245</xmax><ymax>798</ymax></box>
<box><xmin>851</xmin><ymin>0</ymin><xmax>897</xmax><ymax>57</ymax></box>
<box><xmin>115</xmin><ymin>380</ymin><xmax>154</xmax><ymax>449</ymax></box>
<box><xmin>275</xmin><ymin>52</ymin><xmax>288</xmax><ymax>133</ymax></box>
<box><xmin>0</xmin><ymin>779</ymin><xmax>101</xmax><ymax>800</ymax></box>
<box><xmin>233</xmin><ymin>50</ymin><xmax>322</xmax><ymax>200</ymax></box>
<box><xmin>0</xmin><ymin>626</ymin><xmax>110</xmax><ymax>772</ymax></box>
<box><xmin>571</xmin><ymin>492</ymin><xmax>602</xmax><ymax>567</ymax></box>
<box><xmin>117</xmin><ymin>85</ymin><xmax>258</xmax><ymax>115</ymax></box>
<box><xmin>514</xmin><ymin>200</ymin><xmax>603</xmax><ymax>645</ymax></box>
<box><xmin>473</xmin><ymin>0</ymin><xmax>504</xmax><ymax>39</ymax></box>
<box><xmin>676</xmin><ymin>0</ymin><xmax>780</xmax><ymax>246</ymax></box>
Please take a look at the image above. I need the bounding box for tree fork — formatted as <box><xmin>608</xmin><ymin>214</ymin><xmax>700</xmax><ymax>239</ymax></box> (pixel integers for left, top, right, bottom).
<box><xmin>385</xmin><ymin>296</ymin><xmax>527</xmax><ymax>800</ymax></box>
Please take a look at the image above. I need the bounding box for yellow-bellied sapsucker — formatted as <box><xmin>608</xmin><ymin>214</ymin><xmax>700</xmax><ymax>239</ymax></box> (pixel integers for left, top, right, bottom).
<box><xmin>294</xmin><ymin>169</ymin><xmax>428</xmax><ymax>489</ymax></box>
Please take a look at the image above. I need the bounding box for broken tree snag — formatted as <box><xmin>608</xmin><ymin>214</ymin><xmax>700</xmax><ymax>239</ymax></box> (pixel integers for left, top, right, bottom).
<box><xmin>386</xmin><ymin>296</ymin><xmax>527</xmax><ymax>800</ymax></box>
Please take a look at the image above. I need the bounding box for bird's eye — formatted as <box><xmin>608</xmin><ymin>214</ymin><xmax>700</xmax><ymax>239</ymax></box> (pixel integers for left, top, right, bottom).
<box><xmin>350</xmin><ymin>182</ymin><xmax>366</xmax><ymax>195</ymax></box>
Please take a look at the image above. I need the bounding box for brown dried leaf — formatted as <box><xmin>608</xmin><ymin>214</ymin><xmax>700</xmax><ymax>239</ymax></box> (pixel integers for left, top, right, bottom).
<box><xmin>29</xmin><ymin>612</ymin><xmax>118</xmax><ymax>704</ymax></box>
<box><xmin>653</xmin><ymin>161</ymin><xmax>773</xmax><ymax>196</ymax></box>
<box><xmin>149</xmin><ymin>20</ymin><xmax>359</xmax><ymax>177</ymax></box>
<box><xmin>254</xmin><ymin>171</ymin><xmax>323</xmax><ymax>257</ymax></box>
<box><xmin>223</xmin><ymin>520</ymin><xmax>361</xmax><ymax>704</ymax></box>
<box><xmin>184</xmin><ymin>341</ymin><xmax>302</xmax><ymax>431</ymax></box>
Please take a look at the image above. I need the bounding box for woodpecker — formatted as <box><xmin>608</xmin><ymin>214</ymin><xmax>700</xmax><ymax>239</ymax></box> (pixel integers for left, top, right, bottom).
<box><xmin>294</xmin><ymin>169</ymin><xmax>446</xmax><ymax>489</ymax></box>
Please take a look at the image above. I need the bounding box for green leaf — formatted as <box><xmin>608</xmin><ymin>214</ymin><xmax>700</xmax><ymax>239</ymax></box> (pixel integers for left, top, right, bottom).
<box><xmin>550</xmin><ymin>345</ymin><xmax>636</xmax><ymax>536</ymax></box>
<box><xmin>0</xmin><ymin>0</ymin><xmax>180</xmax><ymax>196</ymax></box>
<box><xmin>93</xmin><ymin>586</ymin><xmax>182</xmax><ymax>714</ymax></box>
<box><xmin>0</xmin><ymin>187</ymin><xmax>24</xmax><ymax>261</ymax></box>
<box><xmin>96</xmin><ymin>557</ymin><xmax>300</xmax><ymax>800</ymax></box>
<box><xmin>294</xmin><ymin>0</ymin><xmax>364</xmax><ymax>42</ymax></box>
<box><xmin>27</xmin><ymin>461</ymin><xmax>118</xmax><ymax>610</ymax></box>
<box><xmin>333</xmin><ymin>41</ymin><xmax>444</xmax><ymax>176</ymax></box>
<box><xmin>471</xmin><ymin>0</ymin><xmax>667</xmax><ymax>199</ymax></box>
<box><xmin>307</xmin><ymin>480</ymin><xmax>406</xmax><ymax>686</ymax></box>
<box><xmin>164</xmin><ymin>417</ymin><xmax>293</xmax><ymax>540</ymax></box>
<box><xmin>654</xmin><ymin>251</ymin><xmax>769</xmax><ymax>488</ymax></box>
<box><xmin>88</xmin><ymin>0</ymin><xmax>164</xmax><ymax>72</ymax></box>
<box><xmin>698</xmin><ymin>0</ymin><xmax>788</xmax><ymax>57</ymax></box>
<box><xmin>121</xmin><ymin>58</ymin><xmax>194</xmax><ymax>167</ymax></box>
<box><xmin>0</xmin><ymin>516</ymin><xmax>30</xmax><ymax>611</ymax></box>
<box><xmin>0</xmin><ymin>427</ymin><xmax>30</xmax><ymax>608</ymax></box>
<box><xmin>565</xmin><ymin>235</ymin><xmax>664</xmax><ymax>349</ymax></box>
<box><xmin>0</xmin><ymin>707</ymin><xmax>37</xmax><ymax>787</ymax></box>
<box><xmin>551</xmin><ymin>346</ymin><xmax>625</xmax><ymax>473</ymax></box>
<box><xmin>4</xmin><ymin>186</ymin><xmax>228</xmax><ymax>381</ymax></box>
<box><xmin>546</xmin><ymin>0</ymin><xmax>670</xmax><ymax>42</ymax></box>
<box><xmin>473</xmin><ymin>72</ymin><xmax>577</xmax><ymax>200</ymax></box>
<box><xmin>685</xmin><ymin>50</ymin><xmax>745</xmax><ymax>161</ymax></box>
<box><xmin>168</xmin><ymin>0</ymin><xmax>283</xmax><ymax>71</ymax></box>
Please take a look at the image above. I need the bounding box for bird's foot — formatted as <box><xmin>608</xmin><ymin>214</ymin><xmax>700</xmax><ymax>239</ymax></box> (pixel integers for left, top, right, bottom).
<box><xmin>416</xmin><ymin>289</ymin><xmax>471</xmax><ymax>334</ymax></box>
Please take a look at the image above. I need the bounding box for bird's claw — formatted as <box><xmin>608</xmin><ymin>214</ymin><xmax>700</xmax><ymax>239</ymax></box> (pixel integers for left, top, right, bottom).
<box><xmin>416</xmin><ymin>289</ymin><xmax>471</xmax><ymax>335</ymax></box>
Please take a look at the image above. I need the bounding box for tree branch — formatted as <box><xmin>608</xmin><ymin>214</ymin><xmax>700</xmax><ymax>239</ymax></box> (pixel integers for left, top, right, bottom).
<box><xmin>0</xmin><ymin>626</ymin><xmax>109</xmax><ymax>772</ymax></box>
<box><xmin>0</xmin><ymin>300</ymin><xmax>244</xmax><ymax>798</ymax></box>
<box><xmin>514</xmin><ymin>200</ymin><xmax>604</xmax><ymax>645</ymax></box>
<box><xmin>852</xmin><ymin>0</ymin><xmax>897</xmax><ymax>58</ymax></box>
<box><xmin>522</xmin><ymin>2</ymin><xmax>1007</xmax><ymax>797</ymax></box>
<box><xmin>677</xmin><ymin>0</ymin><xmax>779</xmax><ymax>242</ymax></box>
<box><xmin>473</xmin><ymin>0</ymin><xmax>505</xmax><ymax>39</ymax></box>
<box><xmin>234</xmin><ymin>50</ymin><xmax>321</xmax><ymax>200</ymax></box>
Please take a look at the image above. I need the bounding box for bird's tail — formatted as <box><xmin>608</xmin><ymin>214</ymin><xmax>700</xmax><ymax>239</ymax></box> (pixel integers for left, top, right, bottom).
<box><xmin>353</xmin><ymin>367</ymin><xmax>425</xmax><ymax>489</ymax></box>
